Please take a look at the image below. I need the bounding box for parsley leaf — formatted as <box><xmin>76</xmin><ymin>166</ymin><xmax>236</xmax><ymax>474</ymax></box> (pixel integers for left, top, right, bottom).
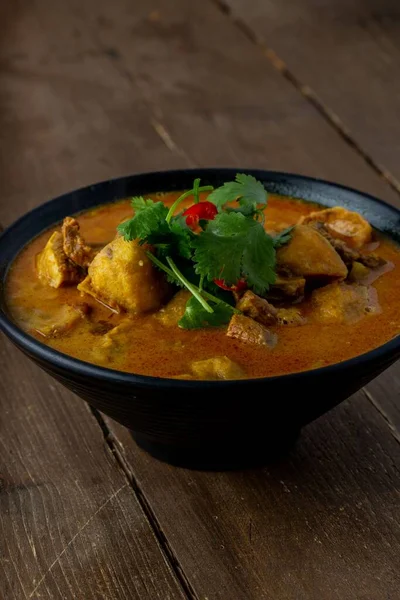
<box><xmin>178</xmin><ymin>296</ymin><xmax>235</xmax><ymax>329</ymax></box>
<box><xmin>192</xmin><ymin>212</ymin><xmax>276</xmax><ymax>295</ymax></box>
<box><xmin>117</xmin><ymin>198</ymin><xmax>169</xmax><ymax>241</ymax></box>
<box><xmin>272</xmin><ymin>226</ymin><xmax>294</xmax><ymax>248</ymax></box>
<box><xmin>208</xmin><ymin>173</ymin><xmax>267</xmax><ymax>215</ymax></box>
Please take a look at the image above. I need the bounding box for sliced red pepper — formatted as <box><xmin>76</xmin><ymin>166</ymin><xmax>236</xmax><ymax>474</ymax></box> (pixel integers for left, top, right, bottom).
<box><xmin>214</xmin><ymin>278</ymin><xmax>247</xmax><ymax>292</ymax></box>
<box><xmin>183</xmin><ymin>201</ymin><xmax>218</xmax><ymax>230</ymax></box>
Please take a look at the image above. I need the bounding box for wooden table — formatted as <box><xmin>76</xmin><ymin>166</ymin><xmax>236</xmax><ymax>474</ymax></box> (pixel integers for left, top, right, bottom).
<box><xmin>1</xmin><ymin>1</ymin><xmax>399</xmax><ymax>598</ymax></box>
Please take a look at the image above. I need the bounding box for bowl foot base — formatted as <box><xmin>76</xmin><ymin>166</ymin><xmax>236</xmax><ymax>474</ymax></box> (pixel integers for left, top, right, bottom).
<box><xmin>131</xmin><ymin>428</ymin><xmax>301</xmax><ymax>470</ymax></box>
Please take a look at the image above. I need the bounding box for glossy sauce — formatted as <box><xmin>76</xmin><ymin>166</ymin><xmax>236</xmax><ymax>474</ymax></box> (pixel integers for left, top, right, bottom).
<box><xmin>6</xmin><ymin>193</ymin><xmax>400</xmax><ymax>378</ymax></box>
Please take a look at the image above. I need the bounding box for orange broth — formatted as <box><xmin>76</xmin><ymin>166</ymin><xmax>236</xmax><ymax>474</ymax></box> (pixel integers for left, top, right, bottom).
<box><xmin>6</xmin><ymin>193</ymin><xmax>400</xmax><ymax>378</ymax></box>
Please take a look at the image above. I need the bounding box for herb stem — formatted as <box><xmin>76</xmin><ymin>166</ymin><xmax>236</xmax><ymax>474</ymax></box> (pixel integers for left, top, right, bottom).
<box><xmin>166</xmin><ymin>257</ymin><xmax>214</xmax><ymax>313</ymax></box>
<box><xmin>202</xmin><ymin>290</ymin><xmax>241</xmax><ymax>314</ymax></box>
<box><xmin>165</xmin><ymin>185</ymin><xmax>214</xmax><ymax>223</ymax></box>
<box><xmin>146</xmin><ymin>251</ymin><xmax>175</xmax><ymax>278</ymax></box>
<box><xmin>146</xmin><ymin>252</ymin><xmax>239</xmax><ymax>315</ymax></box>
<box><xmin>193</xmin><ymin>178</ymin><xmax>201</xmax><ymax>204</ymax></box>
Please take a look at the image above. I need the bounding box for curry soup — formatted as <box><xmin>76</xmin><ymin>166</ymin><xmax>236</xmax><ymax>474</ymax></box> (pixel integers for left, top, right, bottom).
<box><xmin>6</xmin><ymin>192</ymin><xmax>400</xmax><ymax>379</ymax></box>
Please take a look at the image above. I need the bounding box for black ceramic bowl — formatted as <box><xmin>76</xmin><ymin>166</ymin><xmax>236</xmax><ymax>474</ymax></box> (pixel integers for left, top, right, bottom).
<box><xmin>1</xmin><ymin>169</ymin><xmax>399</xmax><ymax>468</ymax></box>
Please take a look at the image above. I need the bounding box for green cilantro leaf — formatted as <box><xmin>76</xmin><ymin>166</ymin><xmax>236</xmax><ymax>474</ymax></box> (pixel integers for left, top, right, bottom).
<box><xmin>117</xmin><ymin>199</ymin><xmax>169</xmax><ymax>241</ymax></box>
<box><xmin>169</xmin><ymin>217</ymin><xmax>193</xmax><ymax>259</ymax></box>
<box><xmin>272</xmin><ymin>226</ymin><xmax>294</xmax><ymax>248</ymax></box>
<box><xmin>208</xmin><ymin>173</ymin><xmax>267</xmax><ymax>215</ymax></box>
<box><xmin>178</xmin><ymin>296</ymin><xmax>235</xmax><ymax>329</ymax></box>
<box><xmin>242</xmin><ymin>223</ymin><xmax>276</xmax><ymax>293</ymax></box>
<box><xmin>131</xmin><ymin>196</ymin><xmax>157</xmax><ymax>210</ymax></box>
<box><xmin>192</xmin><ymin>212</ymin><xmax>276</xmax><ymax>295</ymax></box>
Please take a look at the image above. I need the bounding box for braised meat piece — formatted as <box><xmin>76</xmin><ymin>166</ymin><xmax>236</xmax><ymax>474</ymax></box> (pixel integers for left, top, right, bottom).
<box><xmin>227</xmin><ymin>314</ymin><xmax>277</xmax><ymax>347</ymax></box>
<box><xmin>359</xmin><ymin>253</ymin><xmax>387</xmax><ymax>269</ymax></box>
<box><xmin>267</xmin><ymin>275</ymin><xmax>306</xmax><ymax>302</ymax></box>
<box><xmin>62</xmin><ymin>217</ymin><xmax>95</xmax><ymax>268</ymax></box>
<box><xmin>36</xmin><ymin>231</ymin><xmax>83</xmax><ymax>288</ymax></box>
<box><xmin>236</xmin><ymin>290</ymin><xmax>278</xmax><ymax>326</ymax></box>
<box><xmin>300</xmin><ymin>206</ymin><xmax>372</xmax><ymax>249</ymax></box>
<box><xmin>310</xmin><ymin>222</ymin><xmax>386</xmax><ymax>270</ymax></box>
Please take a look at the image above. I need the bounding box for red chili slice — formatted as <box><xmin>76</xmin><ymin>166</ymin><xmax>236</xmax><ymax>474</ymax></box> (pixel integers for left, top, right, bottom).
<box><xmin>183</xmin><ymin>201</ymin><xmax>218</xmax><ymax>230</ymax></box>
<box><xmin>214</xmin><ymin>278</ymin><xmax>247</xmax><ymax>292</ymax></box>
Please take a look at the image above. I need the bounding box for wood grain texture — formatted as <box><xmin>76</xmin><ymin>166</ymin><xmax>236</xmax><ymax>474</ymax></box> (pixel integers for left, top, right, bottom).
<box><xmin>364</xmin><ymin>363</ymin><xmax>400</xmax><ymax>444</ymax></box>
<box><xmin>68</xmin><ymin>0</ymin><xmax>400</xmax><ymax>206</ymax></box>
<box><xmin>224</xmin><ymin>0</ymin><xmax>400</xmax><ymax>192</ymax></box>
<box><xmin>104</xmin><ymin>390</ymin><xmax>400</xmax><ymax>600</ymax></box>
<box><xmin>0</xmin><ymin>0</ymin><xmax>399</xmax><ymax>599</ymax></box>
<box><xmin>0</xmin><ymin>338</ymin><xmax>186</xmax><ymax>600</ymax></box>
<box><xmin>1</xmin><ymin>0</ymin><xmax>400</xmax><ymax>228</ymax></box>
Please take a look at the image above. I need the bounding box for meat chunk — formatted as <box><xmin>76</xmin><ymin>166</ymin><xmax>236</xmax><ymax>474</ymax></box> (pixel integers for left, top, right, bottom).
<box><xmin>227</xmin><ymin>314</ymin><xmax>277</xmax><ymax>347</ymax></box>
<box><xmin>276</xmin><ymin>307</ymin><xmax>307</xmax><ymax>326</ymax></box>
<box><xmin>31</xmin><ymin>304</ymin><xmax>85</xmax><ymax>337</ymax></box>
<box><xmin>62</xmin><ymin>217</ymin><xmax>95</xmax><ymax>267</ymax></box>
<box><xmin>277</xmin><ymin>225</ymin><xmax>348</xmax><ymax>280</ymax></box>
<box><xmin>300</xmin><ymin>207</ymin><xmax>372</xmax><ymax>249</ymax></box>
<box><xmin>267</xmin><ymin>275</ymin><xmax>306</xmax><ymax>302</ymax></box>
<box><xmin>78</xmin><ymin>237</ymin><xmax>171</xmax><ymax>313</ymax></box>
<box><xmin>359</xmin><ymin>253</ymin><xmax>386</xmax><ymax>269</ymax></box>
<box><xmin>155</xmin><ymin>290</ymin><xmax>191</xmax><ymax>327</ymax></box>
<box><xmin>311</xmin><ymin>282</ymin><xmax>380</xmax><ymax>324</ymax></box>
<box><xmin>236</xmin><ymin>290</ymin><xmax>278</xmax><ymax>326</ymax></box>
<box><xmin>309</xmin><ymin>222</ymin><xmax>359</xmax><ymax>265</ymax></box>
<box><xmin>308</xmin><ymin>222</ymin><xmax>386</xmax><ymax>272</ymax></box>
<box><xmin>36</xmin><ymin>231</ymin><xmax>83</xmax><ymax>288</ymax></box>
<box><xmin>190</xmin><ymin>356</ymin><xmax>246</xmax><ymax>380</ymax></box>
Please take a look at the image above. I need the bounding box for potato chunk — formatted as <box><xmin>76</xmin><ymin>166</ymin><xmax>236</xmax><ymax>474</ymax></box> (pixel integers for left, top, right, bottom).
<box><xmin>300</xmin><ymin>207</ymin><xmax>372</xmax><ymax>249</ymax></box>
<box><xmin>277</xmin><ymin>225</ymin><xmax>347</xmax><ymax>280</ymax></box>
<box><xmin>36</xmin><ymin>231</ymin><xmax>82</xmax><ymax>288</ymax></box>
<box><xmin>78</xmin><ymin>237</ymin><xmax>170</xmax><ymax>313</ymax></box>
<box><xmin>311</xmin><ymin>282</ymin><xmax>380</xmax><ymax>324</ymax></box>
<box><xmin>190</xmin><ymin>356</ymin><xmax>246</xmax><ymax>380</ymax></box>
<box><xmin>30</xmin><ymin>304</ymin><xmax>85</xmax><ymax>338</ymax></box>
<box><xmin>155</xmin><ymin>290</ymin><xmax>191</xmax><ymax>327</ymax></box>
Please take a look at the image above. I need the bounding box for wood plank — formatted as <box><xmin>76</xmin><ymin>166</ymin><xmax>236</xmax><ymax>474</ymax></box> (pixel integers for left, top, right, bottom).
<box><xmin>0</xmin><ymin>338</ymin><xmax>186</xmax><ymax>600</ymax></box>
<box><xmin>105</xmin><ymin>389</ymin><xmax>400</xmax><ymax>600</ymax></box>
<box><xmin>67</xmin><ymin>0</ymin><xmax>400</xmax><ymax>207</ymax></box>
<box><xmin>0</xmin><ymin>1</ymin><xmax>185</xmax><ymax>226</ymax></box>
<box><xmin>1</xmin><ymin>0</ymin><xmax>400</xmax><ymax>229</ymax></box>
<box><xmin>223</xmin><ymin>0</ymin><xmax>400</xmax><ymax>191</ymax></box>
<box><xmin>364</xmin><ymin>363</ymin><xmax>400</xmax><ymax>443</ymax></box>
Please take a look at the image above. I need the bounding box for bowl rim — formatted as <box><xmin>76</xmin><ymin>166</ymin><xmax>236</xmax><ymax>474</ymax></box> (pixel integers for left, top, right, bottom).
<box><xmin>0</xmin><ymin>167</ymin><xmax>399</xmax><ymax>389</ymax></box>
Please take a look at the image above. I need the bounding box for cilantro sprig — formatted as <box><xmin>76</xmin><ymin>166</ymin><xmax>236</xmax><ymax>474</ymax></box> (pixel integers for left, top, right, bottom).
<box><xmin>192</xmin><ymin>212</ymin><xmax>276</xmax><ymax>295</ymax></box>
<box><xmin>117</xmin><ymin>174</ymin><xmax>291</xmax><ymax>329</ymax></box>
<box><xmin>208</xmin><ymin>173</ymin><xmax>267</xmax><ymax>217</ymax></box>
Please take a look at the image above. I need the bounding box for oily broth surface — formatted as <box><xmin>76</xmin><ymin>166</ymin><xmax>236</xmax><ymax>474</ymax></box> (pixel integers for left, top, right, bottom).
<box><xmin>6</xmin><ymin>192</ymin><xmax>400</xmax><ymax>378</ymax></box>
